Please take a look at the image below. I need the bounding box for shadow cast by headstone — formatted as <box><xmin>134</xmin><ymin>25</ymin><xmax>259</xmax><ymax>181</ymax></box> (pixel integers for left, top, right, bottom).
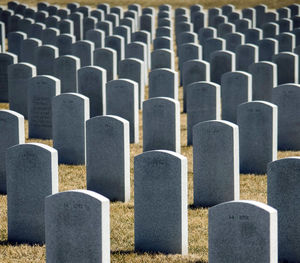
<box><xmin>0</xmin><ymin>240</ymin><xmax>44</xmax><ymax>246</ymax></box>
<box><xmin>189</xmin><ymin>204</ymin><xmax>210</xmax><ymax>210</ymax></box>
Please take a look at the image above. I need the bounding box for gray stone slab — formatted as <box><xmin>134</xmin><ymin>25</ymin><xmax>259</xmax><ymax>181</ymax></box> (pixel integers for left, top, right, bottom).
<box><xmin>106</xmin><ymin>79</ymin><xmax>139</xmax><ymax>143</ymax></box>
<box><xmin>93</xmin><ymin>47</ymin><xmax>117</xmax><ymax>82</ymax></box>
<box><xmin>97</xmin><ymin>3</ymin><xmax>110</xmax><ymax>15</ymax></box>
<box><xmin>69</xmin><ymin>12</ymin><xmax>83</xmax><ymax>41</ymax></box>
<box><xmin>0</xmin><ymin>52</ymin><xmax>18</xmax><ymax>102</ymax></box>
<box><xmin>45</xmin><ymin>15</ymin><xmax>60</xmax><ymax>28</ymax></box>
<box><xmin>20</xmin><ymin>38</ymin><xmax>42</xmax><ymax>64</ymax></box>
<box><xmin>242</xmin><ymin>7</ymin><xmax>256</xmax><ymax>27</ymax></box>
<box><xmin>238</xmin><ymin>101</ymin><xmax>277</xmax><ymax>174</ymax></box>
<box><xmin>292</xmin><ymin>16</ymin><xmax>300</xmax><ymax>29</ymax></box>
<box><xmin>41</xmin><ymin>27</ymin><xmax>59</xmax><ymax>45</ymax></box>
<box><xmin>217</xmin><ymin>22</ymin><xmax>235</xmax><ymax>38</ymax></box>
<box><xmin>156</xmin><ymin>26</ymin><xmax>172</xmax><ymax>39</ymax></box>
<box><xmin>52</xmin><ymin>93</ymin><xmax>89</xmax><ymax>164</ymax></box>
<box><xmin>272</xmin><ymin>52</ymin><xmax>298</xmax><ymax>84</ymax></box>
<box><xmin>56</xmin><ymin>34</ymin><xmax>75</xmax><ymax>56</ymax></box>
<box><xmin>105</xmin><ymin>35</ymin><xmax>124</xmax><ymax>65</ymax></box>
<box><xmin>221</xmin><ymin>71</ymin><xmax>252</xmax><ymax>123</ymax></box>
<box><xmin>294</xmin><ymin>28</ymin><xmax>300</xmax><ymax>46</ymax></box>
<box><xmin>208</xmin><ymin>7</ymin><xmax>221</xmax><ymax>27</ymax></box>
<box><xmin>276</xmin><ymin>32</ymin><xmax>295</xmax><ymax>52</ymax></box>
<box><xmin>158</xmin><ymin>18</ymin><xmax>171</xmax><ymax>28</ymax></box>
<box><xmin>110</xmin><ymin>6</ymin><xmax>123</xmax><ymax>19</ymax></box>
<box><xmin>143</xmin><ymin>7</ymin><xmax>155</xmax><ymax>16</ymax></box>
<box><xmin>187</xmin><ymin>82</ymin><xmax>220</xmax><ymax>145</ymax></box>
<box><xmin>228</xmin><ymin>11</ymin><xmax>241</xmax><ymax>24</ymax></box>
<box><xmin>245</xmin><ymin>28</ymin><xmax>262</xmax><ymax>45</ymax></box>
<box><xmin>149</xmin><ymin>68</ymin><xmax>178</xmax><ymax>100</ymax></box>
<box><xmin>8</xmin><ymin>31</ymin><xmax>27</xmax><ymax>58</ymax></box>
<box><xmin>72</xmin><ymin>40</ymin><xmax>94</xmax><ymax>67</ymax></box>
<box><xmin>249</xmin><ymin>61</ymin><xmax>277</xmax><ymax>102</ymax></box>
<box><xmin>268</xmin><ymin>157</ymin><xmax>300</xmax><ymax>262</ymax></box>
<box><xmin>18</xmin><ymin>18</ymin><xmax>34</xmax><ymax>35</ymax></box>
<box><xmin>86</xmin><ymin>115</ymin><xmax>130</xmax><ymax>202</ymax></box>
<box><xmin>140</xmin><ymin>14</ymin><xmax>154</xmax><ymax>40</ymax></box>
<box><xmin>59</xmin><ymin>19</ymin><xmax>73</xmax><ymax>35</ymax></box>
<box><xmin>28</xmin><ymin>75</ymin><xmax>60</xmax><ymax>139</ymax></box>
<box><xmin>47</xmin><ymin>5</ymin><xmax>58</xmax><ymax>16</ymax></box>
<box><xmin>178</xmin><ymin>43</ymin><xmax>202</xmax><ymax>72</ymax></box>
<box><xmin>191</xmin><ymin>11</ymin><xmax>206</xmax><ymax>33</ymax></box>
<box><xmin>120</xmin><ymin>17</ymin><xmax>135</xmax><ymax>33</ymax></box>
<box><xmin>222</xmin><ymin>4</ymin><xmax>235</xmax><ymax>16</ymax></box>
<box><xmin>113</xmin><ymin>26</ymin><xmax>130</xmax><ymax>45</ymax></box>
<box><xmin>258</xmin><ymin>38</ymin><xmax>278</xmax><ymax>61</ymax></box>
<box><xmin>91</xmin><ymin>9</ymin><xmax>104</xmax><ymax>21</ymax></box>
<box><xmin>29</xmin><ymin>22</ymin><xmax>45</xmax><ymax>39</ymax></box>
<box><xmin>8</xmin><ymin>14</ymin><xmax>23</xmax><ymax>34</ymax></box>
<box><xmin>295</xmin><ymin>46</ymin><xmax>300</xmax><ymax>82</ymax></box>
<box><xmin>288</xmin><ymin>4</ymin><xmax>300</xmax><ymax>17</ymax></box>
<box><xmin>153</xmin><ymin>36</ymin><xmax>172</xmax><ymax>50</ymax></box>
<box><xmin>277</xmin><ymin>18</ymin><xmax>293</xmax><ymax>33</ymax></box>
<box><xmin>57</xmin><ymin>8</ymin><xmax>70</xmax><ymax>19</ymax></box>
<box><xmin>212</xmin><ymin>15</ymin><xmax>228</xmax><ymax>29</ymax></box>
<box><xmin>131</xmin><ymin>30</ymin><xmax>151</xmax><ymax>68</ymax></box>
<box><xmin>97</xmin><ymin>20</ymin><xmax>113</xmax><ymax>37</ymax></box>
<box><xmin>272</xmin><ymin>84</ymin><xmax>300</xmax><ymax>150</ymax></box>
<box><xmin>159</xmin><ymin>4</ymin><xmax>171</xmax><ymax>12</ymax></box>
<box><xmin>83</xmin><ymin>16</ymin><xmax>97</xmax><ymax>39</ymax></box>
<box><xmin>77</xmin><ymin>6</ymin><xmax>91</xmax><ymax>17</ymax></box>
<box><xmin>193</xmin><ymin>120</ymin><xmax>239</xmax><ymax>206</ymax></box>
<box><xmin>54</xmin><ymin>55</ymin><xmax>80</xmax><ymax>93</ymax></box>
<box><xmin>105</xmin><ymin>13</ymin><xmax>119</xmax><ymax>28</ymax></box>
<box><xmin>276</xmin><ymin>7</ymin><xmax>290</xmax><ymax>19</ymax></box>
<box><xmin>134</xmin><ymin>150</ymin><xmax>188</xmax><ymax>254</ymax></box>
<box><xmin>119</xmin><ymin>58</ymin><xmax>144</xmax><ymax>109</ymax></box>
<box><xmin>86</xmin><ymin>29</ymin><xmax>104</xmax><ymax>49</ymax></box>
<box><xmin>209</xmin><ymin>200</ymin><xmax>278</xmax><ymax>262</ymax></box>
<box><xmin>262</xmin><ymin>22</ymin><xmax>279</xmax><ymax>38</ymax></box>
<box><xmin>35</xmin><ymin>44</ymin><xmax>58</xmax><ymax>75</ymax></box>
<box><xmin>8</xmin><ymin>63</ymin><xmax>36</xmax><ymax>118</ymax></box>
<box><xmin>203</xmin><ymin>37</ymin><xmax>225</xmax><ymax>62</ymax></box>
<box><xmin>78</xmin><ymin>66</ymin><xmax>106</xmax><ymax>117</ymax></box>
<box><xmin>7</xmin><ymin>143</ymin><xmax>58</xmax><ymax>244</ymax></box>
<box><xmin>143</xmin><ymin>98</ymin><xmax>180</xmax><ymax>153</ymax></box>
<box><xmin>210</xmin><ymin>50</ymin><xmax>235</xmax><ymax>85</ymax></box>
<box><xmin>45</xmin><ymin>190</ymin><xmax>110</xmax><ymax>263</ymax></box>
<box><xmin>224</xmin><ymin>32</ymin><xmax>244</xmax><ymax>52</ymax></box>
<box><xmin>0</xmin><ymin>110</ymin><xmax>24</xmax><ymax>194</ymax></box>
<box><xmin>263</xmin><ymin>11</ymin><xmax>279</xmax><ymax>24</ymax></box>
<box><xmin>182</xmin><ymin>59</ymin><xmax>210</xmax><ymax>112</ymax></box>
<box><xmin>151</xmin><ymin>49</ymin><xmax>174</xmax><ymax>71</ymax></box>
<box><xmin>35</xmin><ymin>11</ymin><xmax>48</xmax><ymax>24</ymax></box>
<box><xmin>235</xmin><ymin>18</ymin><xmax>252</xmax><ymax>34</ymax></box>
<box><xmin>236</xmin><ymin>44</ymin><xmax>258</xmax><ymax>72</ymax></box>
<box><xmin>177</xmin><ymin>32</ymin><xmax>197</xmax><ymax>46</ymax></box>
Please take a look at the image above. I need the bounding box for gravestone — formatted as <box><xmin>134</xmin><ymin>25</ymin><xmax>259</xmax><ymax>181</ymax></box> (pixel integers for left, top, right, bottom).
<box><xmin>93</xmin><ymin>48</ymin><xmax>117</xmax><ymax>81</ymax></box>
<box><xmin>192</xmin><ymin>11</ymin><xmax>206</xmax><ymax>33</ymax></box>
<box><xmin>151</xmin><ymin>49</ymin><xmax>174</xmax><ymax>70</ymax></box>
<box><xmin>45</xmin><ymin>15</ymin><xmax>60</xmax><ymax>28</ymax></box>
<box><xmin>193</xmin><ymin>120</ymin><xmax>239</xmax><ymax>206</ymax></box>
<box><xmin>34</xmin><ymin>11</ymin><xmax>48</xmax><ymax>24</ymax></box>
<box><xmin>120</xmin><ymin>17</ymin><xmax>135</xmax><ymax>32</ymax></box>
<box><xmin>0</xmin><ymin>110</ymin><xmax>24</xmax><ymax>194</ymax></box>
<box><xmin>198</xmin><ymin>27</ymin><xmax>216</xmax><ymax>45</ymax></box>
<box><xmin>7</xmin><ymin>143</ymin><xmax>58</xmax><ymax>244</ymax></box>
<box><xmin>78</xmin><ymin>66</ymin><xmax>107</xmax><ymax>117</ymax></box>
<box><xmin>86</xmin><ymin>115</ymin><xmax>130</xmax><ymax>202</ymax></box>
<box><xmin>106</xmin><ymin>79</ymin><xmax>138</xmax><ymax>143</ymax></box>
<box><xmin>208</xmin><ymin>7</ymin><xmax>221</xmax><ymax>26</ymax></box>
<box><xmin>277</xmin><ymin>7</ymin><xmax>290</xmax><ymax>19</ymax></box>
<box><xmin>156</xmin><ymin>26</ymin><xmax>172</xmax><ymax>38</ymax></box>
<box><xmin>258</xmin><ymin>38</ymin><xmax>278</xmax><ymax>61</ymax></box>
<box><xmin>217</xmin><ymin>22</ymin><xmax>235</xmax><ymax>38</ymax></box>
<box><xmin>245</xmin><ymin>28</ymin><xmax>262</xmax><ymax>45</ymax></box>
<box><xmin>69</xmin><ymin>12</ymin><xmax>83</xmax><ymax>41</ymax></box>
<box><xmin>105</xmin><ymin>13</ymin><xmax>119</xmax><ymax>28</ymax></box>
<box><xmin>83</xmin><ymin>16</ymin><xmax>97</xmax><ymax>39</ymax></box>
<box><xmin>278</xmin><ymin>18</ymin><xmax>292</xmax><ymax>33</ymax></box>
<box><xmin>210</xmin><ymin>50</ymin><xmax>235</xmax><ymax>85</ymax></box>
<box><xmin>272</xmin><ymin>84</ymin><xmax>300</xmax><ymax>150</ymax></box>
<box><xmin>131</xmin><ymin>30</ymin><xmax>151</xmax><ymax>68</ymax></box>
<box><xmin>8</xmin><ymin>15</ymin><xmax>23</xmax><ymax>34</ymax></box>
<box><xmin>187</xmin><ymin>82</ymin><xmax>220</xmax><ymax>145</ymax></box>
<box><xmin>143</xmin><ymin>98</ymin><xmax>180</xmax><ymax>153</ymax></box>
<box><xmin>42</xmin><ymin>28</ymin><xmax>59</xmax><ymax>45</ymax></box>
<box><xmin>28</xmin><ymin>75</ymin><xmax>60</xmax><ymax>139</ymax></box>
<box><xmin>97</xmin><ymin>3</ymin><xmax>110</xmax><ymax>15</ymax></box>
<box><xmin>221</xmin><ymin>71</ymin><xmax>252</xmax><ymax>123</ymax></box>
<box><xmin>52</xmin><ymin>93</ymin><xmax>89</xmax><ymax>164</ymax></box>
<box><xmin>238</xmin><ymin>101</ymin><xmax>278</xmax><ymax>174</ymax></box>
<box><xmin>276</xmin><ymin>32</ymin><xmax>295</xmax><ymax>52</ymax></box>
<box><xmin>178</xmin><ymin>43</ymin><xmax>202</xmax><ymax>74</ymax></box>
<box><xmin>242</xmin><ymin>7</ymin><xmax>256</xmax><ymax>27</ymax></box>
<box><xmin>149</xmin><ymin>68</ymin><xmax>178</xmax><ymax>100</ymax></box>
<box><xmin>203</xmin><ymin>37</ymin><xmax>225</xmax><ymax>61</ymax></box>
<box><xmin>209</xmin><ymin>200</ymin><xmax>278</xmax><ymax>262</ymax></box>
<box><xmin>140</xmin><ymin>14</ymin><xmax>154</xmax><ymax>40</ymax></box>
<box><xmin>35</xmin><ymin>45</ymin><xmax>58</xmax><ymax>76</ymax></box>
<box><xmin>153</xmin><ymin>36</ymin><xmax>172</xmax><ymax>50</ymax></box>
<box><xmin>224</xmin><ymin>32</ymin><xmax>244</xmax><ymax>52</ymax></box>
<box><xmin>182</xmin><ymin>59</ymin><xmax>210</xmax><ymax>112</ymax></box>
<box><xmin>134</xmin><ymin>150</ymin><xmax>188</xmax><ymax>254</ymax></box>
<box><xmin>235</xmin><ymin>18</ymin><xmax>251</xmax><ymax>34</ymax></box>
<box><xmin>119</xmin><ymin>58</ymin><xmax>144</xmax><ymax>109</ymax></box>
<box><xmin>113</xmin><ymin>25</ymin><xmax>131</xmax><ymax>44</ymax></box>
<box><xmin>272</xmin><ymin>52</ymin><xmax>298</xmax><ymax>84</ymax></box>
<box><xmin>0</xmin><ymin>53</ymin><xmax>18</xmax><ymax>102</ymax></box>
<box><xmin>72</xmin><ymin>40</ymin><xmax>94</xmax><ymax>67</ymax></box>
<box><xmin>105</xmin><ymin>35</ymin><xmax>125</xmax><ymax>65</ymax></box>
<box><xmin>20</xmin><ymin>38</ymin><xmax>42</xmax><ymax>64</ymax></box>
<box><xmin>8</xmin><ymin>31</ymin><xmax>27</xmax><ymax>58</ymax></box>
<box><xmin>59</xmin><ymin>19</ymin><xmax>74</xmax><ymax>35</ymax></box>
<box><xmin>77</xmin><ymin>6</ymin><xmax>91</xmax><ymax>17</ymax></box>
<box><xmin>54</xmin><ymin>55</ymin><xmax>80</xmax><ymax>93</ymax></box>
<box><xmin>8</xmin><ymin>63</ymin><xmax>36</xmax><ymax>118</ymax></box>
<box><xmin>96</xmin><ymin>20</ymin><xmax>112</xmax><ymax>37</ymax></box>
<box><xmin>56</xmin><ymin>34</ymin><xmax>75</xmax><ymax>56</ymax></box>
<box><xmin>268</xmin><ymin>158</ymin><xmax>300</xmax><ymax>262</ymax></box>
<box><xmin>249</xmin><ymin>61</ymin><xmax>277</xmax><ymax>101</ymax></box>
<box><xmin>45</xmin><ymin>190</ymin><xmax>110</xmax><ymax>263</ymax></box>
<box><xmin>236</xmin><ymin>44</ymin><xmax>258</xmax><ymax>72</ymax></box>
<box><xmin>91</xmin><ymin>9</ymin><xmax>104</xmax><ymax>21</ymax></box>
<box><xmin>18</xmin><ymin>18</ymin><xmax>34</xmax><ymax>35</ymax></box>
<box><xmin>86</xmin><ymin>29</ymin><xmax>104</xmax><ymax>49</ymax></box>
<box><xmin>67</xmin><ymin>3</ymin><xmax>80</xmax><ymax>13</ymax></box>
<box><xmin>29</xmin><ymin>22</ymin><xmax>45</xmax><ymax>39</ymax></box>
<box><xmin>262</xmin><ymin>22</ymin><xmax>279</xmax><ymax>38</ymax></box>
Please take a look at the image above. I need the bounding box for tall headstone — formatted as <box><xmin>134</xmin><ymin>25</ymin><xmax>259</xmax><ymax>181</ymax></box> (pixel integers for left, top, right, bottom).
<box><xmin>45</xmin><ymin>190</ymin><xmax>110</xmax><ymax>263</ymax></box>
<box><xmin>8</xmin><ymin>31</ymin><xmax>27</xmax><ymax>58</ymax></box>
<box><xmin>193</xmin><ymin>120</ymin><xmax>239</xmax><ymax>206</ymax></box>
<box><xmin>151</xmin><ymin>49</ymin><xmax>174</xmax><ymax>70</ymax></box>
<box><xmin>56</xmin><ymin>34</ymin><xmax>75</xmax><ymax>56</ymax></box>
<box><xmin>28</xmin><ymin>75</ymin><xmax>60</xmax><ymax>139</ymax></box>
<box><xmin>106</xmin><ymin>79</ymin><xmax>138</xmax><ymax>143</ymax></box>
<box><xmin>78</xmin><ymin>66</ymin><xmax>107</xmax><ymax>117</ymax></box>
<box><xmin>35</xmin><ymin>45</ymin><xmax>58</xmax><ymax>76</ymax></box>
<box><xmin>187</xmin><ymin>82</ymin><xmax>221</xmax><ymax>145</ymax></box>
<box><xmin>134</xmin><ymin>150</ymin><xmax>188</xmax><ymax>254</ymax></box>
<box><xmin>209</xmin><ymin>200</ymin><xmax>278</xmax><ymax>262</ymax></box>
<box><xmin>258</xmin><ymin>38</ymin><xmax>278</xmax><ymax>61</ymax></box>
<box><xmin>20</xmin><ymin>38</ymin><xmax>42</xmax><ymax>64</ymax></box>
<box><xmin>42</xmin><ymin>28</ymin><xmax>59</xmax><ymax>45</ymax></box>
<box><xmin>268</xmin><ymin>157</ymin><xmax>300</xmax><ymax>262</ymax></box>
<box><xmin>7</xmin><ymin>143</ymin><xmax>58</xmax><ymax>243</ymax></box>
<box><xmin>224</xmin><ymin>32</ymin><xmax>244</xmax><ymax>52</ymax></box>
<box><xmin>72</xmin><ymin>40</ymin><xmax>94</xmax><ymax>67</ymax></box>
<box><xmin>86</xmin><ymin>115</ymin><xmax>130</xmax><ymax>202</ymax></box>
<box><xmin>236</xmin><ymin>44</ymin><xmax>258</xmax><ymax>72</ymax></box>
<box><xmin>52</xmin><ymin>93</ymin><xmax>89</xmax><ymax>164</ymax></box>
<box><xmin>143</xmin><ymin>98</ymin><xmax>180</xmax><ymax>153</ymax></box>
<box><xmin>238</xmin><ymin>101</ymin><xmax>278</xmax><ymax>174</ymax></box>
<box><xmin>0</xmin><ymin>110</ymin><xmax>24</xmax><ymax>194</ymax></box>
<box><xmin>93</xmin><ymin>48</ymin><xmax>117</xmax><ymax>81</ymax></box>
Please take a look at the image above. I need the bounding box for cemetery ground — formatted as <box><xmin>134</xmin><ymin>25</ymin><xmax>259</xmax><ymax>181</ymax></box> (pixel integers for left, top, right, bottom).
<box><xmin>0</xmin><ymin>84</ymin><xmax>298</xmax><ymax>262</ymax></box>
